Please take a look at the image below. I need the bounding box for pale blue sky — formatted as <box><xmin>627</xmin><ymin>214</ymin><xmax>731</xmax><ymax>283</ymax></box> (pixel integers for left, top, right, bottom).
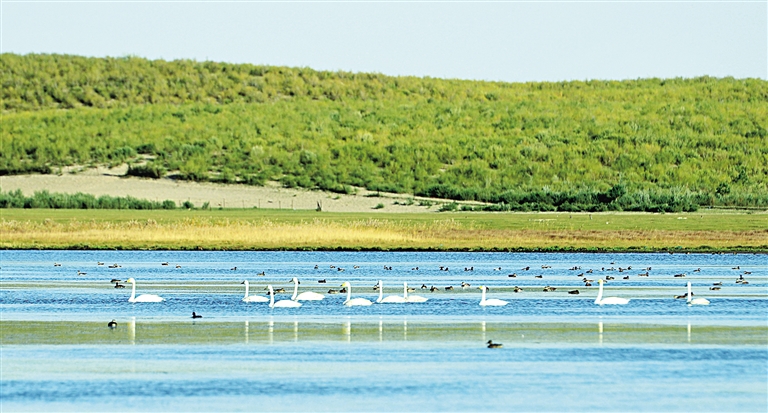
<box><xmin>2</xmin><ymin>1</ymin><xmax>766</xmax><ymax>82</ymax></box>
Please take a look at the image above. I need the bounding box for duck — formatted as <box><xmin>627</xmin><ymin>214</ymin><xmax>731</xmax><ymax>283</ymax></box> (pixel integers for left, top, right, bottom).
<box><xmin>110</xmin><ymin>279</ymin><xmax>121</xmax><ymax>283</ymax></box>
<box><xmin>568</xmin><ymin>290</ymin><xmax>579</xmax><ymax>295</ymax></box>
<box><xmin>508</xmin><ymin>273</ymin><xmax>517</xmax><ymax>278</ymax></box>
<box><xmin>97</xmin><ymin>262</ymin><xmax>104</xmax><ymax>266</ymax></box>
<box><xmin>257</xmin><ymin>271</ymin><xmax>266</xmax><ymax>277</ymax></box>
<box><xmin>192</xmin><ymin>312</ymin><xmax>203</xmax><ymax>318</ymax></box>
<box><xmin>673</xmin><ymin>273</ymin><xmax>686</xmax><ymax>278</ymax></box>
<box><xmin>421</xmin><ymin>284</ymin><xmax>428</xmax><ymax>289</ymax></box>
<box><xmin>486</xmin><ymin>340</ymin><xmax>503</xmax><ymax>348</ymax></box>
<box><xmin>175</xmin><ymin>265</ymin><xmax>182</xmax><ymax>269</ymax></box>
<box><xmin>445</xmin><ymin>286</ymin><xmax>454</xmax><ymax>291</ymax></box>
<box><xmin>114</xmin><ymin>283</ymin><xmax>125</xmax><ymax>289</ymax></box>
<box><xmin>430</xmin><ymin>286</ymin><xmax>438</xmax><ymax>292</ymax></box>
<box><xmin>513</xmin><ymin>286</ymin><xmax>523</xmax><ymax>293</ymax></box>
<box><xmin>709</xmin><ymin>286</ymin><xmax>721</xmax><ymax>291</ymax></box>
<box><xmin>327</xmin><ymin>289</ymin><xmax>339</xmax><ymax>294</ymax></box>
<box><xmin>108</xmin><ymin>319</ymin><xmax>117</xmax><ymax>328</ymax></box>
<box><xmin>543</xmin><ymin>286</ymin><xmax>556</xmax><ymax>292</ymax></box>
<box><xmin>161</xmin><ymin>262</ymin><xmax>169</xmax><ymax>266</ymax></box>
<box><xmin>77</xmin><ymin>271</ymin><xmax>87</xmax><ymax>276</ymax></box>
<box><xmin>461</xmin><ymin>282</ymin><xmax>471</xmax><ymax>289</ymax></box>
<box><xmin>230</xmin><ymin>267</ymin><xmax>237</xmax><ymax>271</ymax></box>
<box><xmin>535</xmin><ymin>275</ymin><xmax>543</xmax><ymax>279</ymax></box>
<box><xmin>318</xmin><ymin>279</ymin><xmax>327</xmax><ymax>283</ymax></box>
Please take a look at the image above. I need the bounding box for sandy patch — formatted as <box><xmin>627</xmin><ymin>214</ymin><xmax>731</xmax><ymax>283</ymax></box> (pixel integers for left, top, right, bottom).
<box><xmin>0</xmin><ymin>165</ymin><xmax>470</xmax><ymax>213</ymax></box>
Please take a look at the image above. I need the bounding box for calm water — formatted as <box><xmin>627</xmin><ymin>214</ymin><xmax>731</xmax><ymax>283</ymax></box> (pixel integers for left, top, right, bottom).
<box><xmin>1</xmin><ymin>250</ymin><xmax>767</xmax><ymax>412</ymax></box>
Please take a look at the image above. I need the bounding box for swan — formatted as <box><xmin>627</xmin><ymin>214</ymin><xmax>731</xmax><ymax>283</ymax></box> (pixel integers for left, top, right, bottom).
<box><xmin>268</xmin><ymin>285</ymin><xmax>302</xmax><ymax>308</ymax></box>
<box><xmin>478</xmin><ymin>286</ymin><xmax>507</xmax><ymax>306</ymax></box>
<box><xmin>125</xmin><ymin>278</ymin><xmax>164</xmax><ymax>303</ymax></box>
<box><xmin>687</xmin><ymin>282</ymin><xmax>710</xmax><ymax>306</ymax></box>
<box><xmin>404</xmin><ymin>282</ymin><xmax>428</xmax><ymax>303</ymax></box>
<box><xmin>291</xmin><ymin>277</ymin><xmax>325</xmax><ymax>301</ymax></box>
<box><xmin>594</xmin><ymin>279</ymin><xmax>629</xmax><ymax>305</ymax></box>
<box><xmin>376</xmin><ymin>280</ymin><xmax>406</xmax><ymax>303</ymax></box>
<box><xmin>241</xmin><ymin>280</ymin><xmax>269</xmax><ymax>302</ymax></box>
<box><xmin>341</xmin><ymin>282</ymin><xmax>372</xmax><ymax>306</ymax></box>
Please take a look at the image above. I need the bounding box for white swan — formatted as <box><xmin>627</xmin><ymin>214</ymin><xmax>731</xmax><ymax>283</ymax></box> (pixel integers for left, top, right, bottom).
<box><xmin>268</xmin><ymin>285</ymin><xmax>302</xmax><ymax>308</ymax></box>
<box><xmin>241</xmin><ymin>280</ymin><xmax>268</xmax><ymax>303</ymax></box>
<box><xmin>125</xmin><ymin>278</ymin><xmax>164</xmax><ymax>303</ymax></box>
<box><xmin>594</xmin><ymin>279</ymin><xmax>630</xmax><ymax>305</ymax></box>
<box><xmin>291</xmin><ymin>277</ymin><xmax>325</xmax><ymax>301</ymax></box>
<box><xmin>376</xmin><ymin>280</ymin><xmax>406</xmax><ymax>303</ymax></box>
<box><xmin>687</xmin><ymin>282</ymin><xmax>710</xmax><ymax>306</ymax></box>
<box><xmin>404</xmin><ymin>282</ymin><xmax>428</xmax><ymax>303</ymax></box>
<box><xmin>478</xmin><ymin>286</ymin><xmax>507</xmax><ymax>306</ymax></box>
<box><xmin>341</xmin><ymin>282</ymin><xmax>372</xmax><ymax>306</ymax></box>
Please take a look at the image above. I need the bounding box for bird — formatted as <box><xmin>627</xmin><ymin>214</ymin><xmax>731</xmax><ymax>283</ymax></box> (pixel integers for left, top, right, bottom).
<box><xmin>709</xmin><ymin>287</ymin><xmax>721</xmax><ymax>291</ymax></box>
<box><xmin>268</xmin><ymin>285</ymin><xmax>302</xmax><ymax>308</ymax></box>
<box><xmin>543</xmin><ymin>286</ymin><xmax>556</xmax><ymax>292</ymax></box>
<box><xmin>291</xmin><ymin>277</ymin><xmax>325</xmax><ymax>301</ymax></box>
<box><xmin>513</xmin><ymin>286</ymin><xmax>523</xmax><ymax>293</ymax></box>
<box><xmin>97</xmin><ymin>262</ymin><xmax>104</xmax><ymax>266</ymax></box>
<box><xmin>421</xmin><ymin>284</ymin><xmax>428</xmax><ymax>289</ymax></box>
<box><xmin>508</xmin><ymin>273</ymin><xmax>517</xmax><ymax>278</ymax></box>
<box><xmin>124</xmin><ymin>278</ymin><xmax>164</xmax><ymax>303</ymax></box>
<box><xmin>478</xmin><ymin>286</ymin><xmax>507</xmax><ymax>306</ymax></box>
<box><xmin>430</xmin><ymin>286</ymin><xmax>438</xmax><ymax>292</ymax></box>
<box><xmin>175</xmin><ymin>265</ymin><xmax>182</xmax><ymax>269</ymax></box>
<box><xmin>594</xmin><ymin>279</ymin><xmax>629</xmax><ymax>305</ymax></box>
<box><xmin>230</xmin><ymin>267</ymin><xmax>237</xmax><ymax>271</ymax></box>
<box><xmin>486</xmin><ymin>340</ymin><xmax>503</xmax><ymax>348</ymax></box>
<box><xmin>108</xmin><ymin>319</ymin><xmax>117</xmax><ymax>328</ymax></box>
<box><xmin>376</xmin><ymin>280</ymin><xmax>406</xmax><ymax>303</ymax></box>
<box><xmin>192</xmin><ymin>312</ymin><xmax>202</xmax><ymax>318</ymax></box>
<box><xmin>535</xmin><ymin>275</ymin><xmax>543</xmax><ymax>279</ymax></box>
<box><xmin>241</xmin><ymin>280</ymin><xmax>268</xmax><ymax>303</ymax></box>
<box><xmin>257</xmin><ymin>271</ymin><xmax>266</xmax><ymax>277</ymax></box>
<box><xmin>114</xmin><ymin>283</ymin><xmax>125</xmax><ymax>289</ymax></box>
<box><xmin>568</xmin><ymin>290</ymin><xmax>579</xmax><ymax>295</ymax></box>
<box><xmin>341</xmin><ymin>282</ymin><xmax>372</xmax><ymax>306</ymax></box>
<box><xmin>445</xmin><ymin>286</ymin><xmax>454</xmax><ymax>291</ymax></box>
<box><xmin>327</xmin><ymin>289</ymin><xmax>339</xmax><ymax>294</ymax></box>
<box><xmin>461</xmin><ymin>282</ymin><xmax>471</xmax><ymax>289</ymax></box>
<box><xmin>161</xmin><ymin>262</ymin><xmax>169</xmax><ymax>266</ymax></box>
<box><xmin>404</xmin><ymin>282</ymin><xmax>428</xmax><ymax>303</ymax></box>
<box><xmin>54</xmin><ymin>263</ymin><xmax>61</xmax><ymax>267</ymax></box>
<box><xmin>318</xmin><ymin>279</ymin><xmax>327</xmax><ymax>283</ymax></box>
<box><xmin>687</xmin><ymin>282</ymin><xmax>710</xmax><ymax>306</ymax></box>
<box><xmin>77</xmin><ymin>271</ymin><xmax>87</xmax><ymax>276</ymax></box>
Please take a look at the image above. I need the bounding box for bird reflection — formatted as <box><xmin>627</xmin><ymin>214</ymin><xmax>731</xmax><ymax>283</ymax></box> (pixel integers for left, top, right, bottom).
<box><xmin>344</xmin><ymin>319</ymin><xmax>351</xmax><ymax>343</ymax></box>
<box><xmin>294</xmin><ymin>320</ymin><xmax>299</xmax><ymax>342</ymax></box>
<box><xmin>379</xmin><ymin>318</ymin><xmax>383</xmax><ymax>342</ymax></box>
<box><xmin>129</xmin><ymin>317</ymin><xmax>136</xmax><ymax>345</ymax></box>
<box><xmin>244</xmin><ymin>320</ymin><xmax>249</xmax><ymax>344</ymax></box>
<box><xmin>268</xmin><ymin>318</ymin><xmax>274</xmax><ymax>344</ymax></box>
<box><xmin>687</xmin><ymin>322</ymin><xmax>691</xmax><ymax>343</ymax></box>
<box><xmin>598</xmin><ymin>320</ymin><xmax>603</xmax><ymax>346</ymax></box>
<box><xmin>403</xmin><ymin>319</ymin><xmax>408</xmax><ymax>341</ymax></box>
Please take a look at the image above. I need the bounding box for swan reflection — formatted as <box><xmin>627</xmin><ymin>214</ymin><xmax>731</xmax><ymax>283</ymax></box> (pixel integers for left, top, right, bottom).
<box><xmin>244</xmin><ymin>320</ymin><xmax>249</xmax><ymax>344</ymax></box>
<box><xmin>687</xmin><ymin>322</ymin><xmax>691</xmax><ymax>343</ymax></box>
<box><xmin>129</xmin><ymin>317</ymin><xmax>136</xmax><ymax>345</ymax></box>
<box><xmin>598</xmin><ymin>320</ymin><xmax>603</xmax><ymax>346</ymax></box>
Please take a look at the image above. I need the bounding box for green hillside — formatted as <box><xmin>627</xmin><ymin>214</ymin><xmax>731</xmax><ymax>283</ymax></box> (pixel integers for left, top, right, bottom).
<box><xmin>2</xmin><ymin>53</ymin><xmax>767</xmax><ymax>211</ymax></box>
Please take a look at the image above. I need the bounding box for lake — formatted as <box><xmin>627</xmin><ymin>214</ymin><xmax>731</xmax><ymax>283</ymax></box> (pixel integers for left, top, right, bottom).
<box><xmin>1</xmin><ymin>250</ymin><xmax>766</xmax><ymax>411</ymax></box>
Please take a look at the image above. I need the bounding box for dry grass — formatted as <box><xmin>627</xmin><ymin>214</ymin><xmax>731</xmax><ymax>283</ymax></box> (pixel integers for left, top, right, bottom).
<box><xmin>2</xmin><ymin>215</ymin><xmax>766</xmax><ymax>251</ymax></box>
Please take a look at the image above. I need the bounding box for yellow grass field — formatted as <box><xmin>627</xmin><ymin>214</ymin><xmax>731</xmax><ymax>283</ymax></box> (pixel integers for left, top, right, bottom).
<box><xmin>1</xmin><ymin>209</ymin><xmax>766</xmax><ymax>251</ymax></box>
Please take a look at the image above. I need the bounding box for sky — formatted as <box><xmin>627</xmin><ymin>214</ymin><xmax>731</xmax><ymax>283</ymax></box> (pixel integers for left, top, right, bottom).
<box><xmin>1</xmin><ymin>1</ymin><xmax>766</xmax><ymax>82</ymax></box>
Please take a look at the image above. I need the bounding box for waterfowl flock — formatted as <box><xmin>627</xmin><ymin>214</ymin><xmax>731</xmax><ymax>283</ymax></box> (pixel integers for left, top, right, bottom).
<box><xmin>55</xmin><ymin>259</ymin><xmax>759</xmax><ymax>325</ymax></box>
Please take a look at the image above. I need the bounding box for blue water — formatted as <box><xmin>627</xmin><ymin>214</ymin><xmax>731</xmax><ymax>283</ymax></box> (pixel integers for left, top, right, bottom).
<box><xmin>1</xmin><ymin>250</ymin><xmax>767</xmax><ymax>411</ymax></box>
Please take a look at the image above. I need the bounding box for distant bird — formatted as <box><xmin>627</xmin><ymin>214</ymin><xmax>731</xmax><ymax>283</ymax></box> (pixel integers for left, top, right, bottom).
<box><xmin>622</xmin><ymin>276</ymin><xmax>629</xmax><ymax>280</ymax></box>
<box><xmin>486</xmin><ymin>340</ymin><xmax>503</xmax><ymax>349</ymax></box>
<box><xmin>314</xmin><ymin>265</ymin><xmax>319</xmax><ymax>269</ymax></box>
<box><xmin>713</xmin><ymin>282</ymin><xmax>722</xmax><ymax>286</ymax></box>
<box><xmin>161</xmin><ymin>262</ymin><xmax>169</xmax><ymax>266</ymax></box>
<box><xmin>543</xmin><ymin>286</ymin><xmax>556</xmax><ymax>292</ymax></box>
<box><xmin>257</xmin><ymin>271</ymin><xmax>266</xmax><ymax>277</ymax></box>
<box><xmin>108</xmin><ymin>319</ymin><xmax>117</xmax><ymax>328</ymax></box>
<box><xmin>318</xmin><ymin>279</ymin><xmax>327</xmax><ymax>283</ymax></box>
<box><xmin>421</xmin><ymin>284</ymin><xmax>428</xmax><ymax>289</ymax></box>
<box><xmin>535</xmin><ymin>275</ymin><xmax>543</xmax><ymax>279</ymax></box>
<box><xmin>114</xmin><ymin>283</ymin><xmax>125</xmax><ymax>289</ymax></box>
<box><xmin>231</xmin><ymin>267</ymin><xmax>237</xmax><ymax>271</ymax></box>
<box><xmin>445</xmin><ymin>286</ymin><xmax>454</xmax><ymax>291</ymax></box>
<box><xmin>513</xmin><ymin>286</ymin><xmax>523</xmax><ymax>293</ymax></box>
<box><xmin>568</xmin><ymin>290</ymin><xmax>579</xmax><ymax>295</ymax></box>
<box><xmin>175</xmin><ymin>265</ymin><xmax>182</xmax><ymax>269</ymax></box>
<box><xmin>709</xmin><ymin>287</ymin><xmax>721</xmax><ymax>291</ymax></box>
<box><xmin>54</xmin><ymin>263</ymin><xmax>61</xmax><ymax>267</ymax></box>
<box><xmin>192</xmin><ymin>312</ymin><xmax>203</xmax><ymax>318</ymax></box>
<box><xmin>674</xmin><ymin>273</ymin><xmax>686</xmax><ymax>278</ymax></box>
<box><xmin>77</xmin><ymin>271</ymin><xmax>87</xmax><ymax>276</ymax></box>
<box><xmin>430</xmin><ymin>286</ymin><xmax>438</xmax><ymax>292</ymax></box>
<box><xmin>508</xmin><ymin>273</ymin><xmax>517</xmax><ymax>278</ymax></box>
<box><xmin>97</xmin><ymin>262</ymin><xmax>104</xmax><ymax>266</ymax></box>
<box><xmin>110</xmin><ymin>279</ymin><xmax>121</xmax><ymax>283</ymax></box>
<box><xmin>327</xmin><ymin>289</ymin><xmax>339</xmax><ymax>294</ymax></box>
<box><xmin>461</xmin><ymin>282</ymin><xmax>471</xmax><ymax>289</ymax></box>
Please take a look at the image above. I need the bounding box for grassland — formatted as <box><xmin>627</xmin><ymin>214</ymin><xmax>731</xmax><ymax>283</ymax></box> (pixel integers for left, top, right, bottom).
<box><xmin>1</xmin><ymin>209</ymin><xmax>765</xmax><ymax>252</ymax></box>
<box><xmin>3</xmin><ymin>54</ymin><xmax>767</xmax><ymax>211</ymax></box>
